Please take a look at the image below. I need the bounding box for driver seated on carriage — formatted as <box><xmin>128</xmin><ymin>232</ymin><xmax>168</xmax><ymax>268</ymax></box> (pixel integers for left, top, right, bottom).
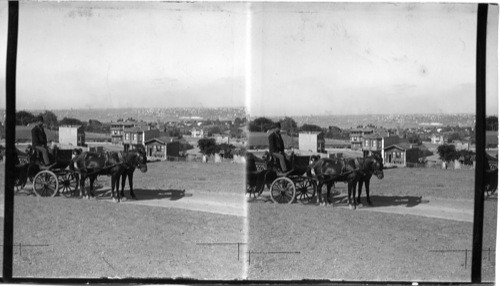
<box><xmin>267</xmin><ymin>122</ymin><xmax>291</xmax><ymax>173</ymax></box>
<box><xmin>30</xmin><ymin>115</ymin><xmax>55</xmax><ymax>167</ymax></box>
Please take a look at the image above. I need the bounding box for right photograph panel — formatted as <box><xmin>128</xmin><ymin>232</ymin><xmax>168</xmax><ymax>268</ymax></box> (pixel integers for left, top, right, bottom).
<box><xmin>245</xmin><ymin>3</ymin><xmax>497</xmax><ymax>282</ymax></box>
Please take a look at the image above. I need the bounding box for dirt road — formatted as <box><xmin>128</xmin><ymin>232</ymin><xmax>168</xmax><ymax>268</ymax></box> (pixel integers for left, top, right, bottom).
<box><xmin>123</xmin><ymin>189</ymin><xmax>477</xmax><ymax>223</ymax></box>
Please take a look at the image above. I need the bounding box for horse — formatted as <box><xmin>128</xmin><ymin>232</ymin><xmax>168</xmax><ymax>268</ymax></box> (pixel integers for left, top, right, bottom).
<box><xmin>354</xmin><ymin>153</ymin><xmax>385</xmax><ymax>206</ymax></box>
<box><xmin>307</xmin><ymin>157</ymin><xmax>361</xmax><ymax>209</ymax></box>
<box><xmin>245</xmin><ymin>152</ymin><xmax>272</xmax><ymax>198</ymax></box>
<box><xmin>117</xmin><ymin>149</ymin><xmax>148</xmax><ymax>199</ymax></box>
<box><xmin>70</xmin><ymin>151</ymin><xmax>125</xmax><ymax>201</ymax></box>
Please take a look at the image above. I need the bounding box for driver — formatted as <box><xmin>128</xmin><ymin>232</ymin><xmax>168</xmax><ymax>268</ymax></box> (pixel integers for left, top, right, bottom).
<box><xmin>268</xmin><ymin>122</ymin><xmax>289</xmax><ymax>172</ymax></box>
<box><xmin>31</xmin><ymin>115</ymin><xmax>51</xmax><ymax>166</ymax></box>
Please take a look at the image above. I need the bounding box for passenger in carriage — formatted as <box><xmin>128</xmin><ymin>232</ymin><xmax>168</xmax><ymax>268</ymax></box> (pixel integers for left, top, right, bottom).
<box><xmin>268</xmin><ymin>122</ymin><xmax>289</xmax><ymax>172</ymax></box>
<box><xmin>31</xmin><ymin>115</ymin><xmax>51</xmax><ymax>166</ymax></box>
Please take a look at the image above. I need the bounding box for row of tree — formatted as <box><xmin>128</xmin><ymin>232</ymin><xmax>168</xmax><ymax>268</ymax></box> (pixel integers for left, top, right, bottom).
<box><xmin>197</xmin><ymin>138</ymin><xmax>243</xmax><ymax>158</ymax></box>
<box><xmin>16</xmin><ymin>110</ymin><xmax>110</xmax><ymax>133</ymax></box>
<box><xmin>437</xmin><ymin>144</ymin><xmax>475</xmax><ymax>165</ymax></box>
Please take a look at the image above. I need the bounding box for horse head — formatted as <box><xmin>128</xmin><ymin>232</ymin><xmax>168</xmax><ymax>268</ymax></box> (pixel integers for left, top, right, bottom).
<box><xmin>129</xmin><ymin>149</ymin><xmax>148</xmax><ymax>173</ymax></box>
<box><xmin>368</xmin><ymin>155</ymin><xmax>384</xmax><ymax>179</ymax></box>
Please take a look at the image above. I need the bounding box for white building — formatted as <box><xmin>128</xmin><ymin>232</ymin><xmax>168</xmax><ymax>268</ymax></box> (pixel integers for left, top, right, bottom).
<box><xmin>59</xmin><ymin>125</ymin><xmax>85</xmax><ymax>147</ymax></box>
<box><xmin>298</xmin><ymin>132</ymin><xmax>325</xmax><ymax>153</ymax></box>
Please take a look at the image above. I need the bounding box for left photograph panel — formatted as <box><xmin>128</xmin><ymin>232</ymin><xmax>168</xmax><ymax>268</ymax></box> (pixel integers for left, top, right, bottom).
<box><xmin>0</xmin><ymin>1</ymin><xmax>248</xmax><ymax>279</ymax></box>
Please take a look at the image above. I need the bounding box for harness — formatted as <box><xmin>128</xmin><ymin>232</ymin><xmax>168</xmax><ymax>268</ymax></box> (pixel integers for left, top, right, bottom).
<box><xmin>72</xmin><ymin>151</ymin><xmax>126</xmax><ymax>176</ymax></box>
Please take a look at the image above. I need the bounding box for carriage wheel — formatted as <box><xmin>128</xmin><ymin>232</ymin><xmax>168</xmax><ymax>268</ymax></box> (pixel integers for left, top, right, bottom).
<box><xmin>295</xmin><ymin>178</ymin><xmax>317</xmax><ymax>204</ymax></box>
<box><xmin>58</xmin><ymin>172</ymin><xmax>79</xmax><ymax>198</ymax></box>
<box><xmin>270</xmin><ymin>177</ymin><xmax>296</xmax><ymax>204</ymax></box>
<box><xmin>33</xmin><ymin>170</ymin><xmax>59</xmax><ymax>197</ymax></box>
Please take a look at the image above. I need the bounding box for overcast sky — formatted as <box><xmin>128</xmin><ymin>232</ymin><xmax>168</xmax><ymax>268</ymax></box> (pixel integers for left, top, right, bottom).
<box><xmin>0</xmin><ymin>2</ymin><xmax>246</xmax><ymax>110</ymax></box>
<box><xmin>0</xmin><ymin>2</ymin><xmax>498</xmax><ymax>116</ymax></box>
<box><xmin>249</xmin><ymin>2</ymin><xmax>498</xmax><ymax>116</ymax></box>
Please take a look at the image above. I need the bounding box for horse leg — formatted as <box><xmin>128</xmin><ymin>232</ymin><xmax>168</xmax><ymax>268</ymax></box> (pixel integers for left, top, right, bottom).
<box><xmin>316</xmin><ymin>182</ymin><xmax>323</xmax><ymax>205</ymax></box>
<box><xmin>326</xmin><ymin>182</ymin><xmax>334</xmax><ymax>205</ymax></box>
<box><xmin>79</xmin><ymin>175</ymin><xmax>86</xmax><ymax>198</ymax></box>
<box><xmin>88</xmin><ymin>176</ymin><xmax>96</xmax><ymax>199</ymax></box>
<box><xmin>120</xmin><ymin>172</ymin><xmax>126</xmax><ymax>198</ymax></box>
<box><xmin>110</xmin><ymin>175</ymin><xmax>116</xmax><ymax>202</ymax></box>
<box><xmin>128</xmin><ymin>171</ymin><xmax>136</xmax><ymax>199</ymax></box>
<box><xmin>365</xmin><ymin>178</ymin><xmax>372</xmax><ymax>206</ymax></box>
<box><xmin>357</xmin><ymin>179</ymin><xmax>364</xmax><ymax>204</ymax></box>
<box><xmin>347</xmin><ymin>181</ymin><xmax>355</xmax><ymax>209</ymax></box>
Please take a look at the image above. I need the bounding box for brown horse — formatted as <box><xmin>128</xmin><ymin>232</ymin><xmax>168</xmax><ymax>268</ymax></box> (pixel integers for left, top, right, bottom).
<box><xmin>70</xmin><ymin>150</ymin><xmax>147</xmax><ymax>202</ymax></box>
<box><xmin>354</xmin><ymin>153</ymin><xmax>385</xmax><ymax>206</ymax></box>
<box><xmin>307</xmin><ymin>157</ymin><xmax>361</xmax><ymax>209</ymax></box>
<box><xmin>118</xmin><ymin>149</ymin><xmax>148</xmax><ymax>199</ymax></box>
<box><xmin>70</xmin><ymin>151</ymin><xmax>123</xmax><ymax>201</ymax></box>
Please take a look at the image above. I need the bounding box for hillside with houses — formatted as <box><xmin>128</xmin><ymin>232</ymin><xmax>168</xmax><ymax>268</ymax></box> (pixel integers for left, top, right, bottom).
<box><xmin>2</xmin><ymin>110</ymin><xmax>497</xmax><ymax>169</ymax></box>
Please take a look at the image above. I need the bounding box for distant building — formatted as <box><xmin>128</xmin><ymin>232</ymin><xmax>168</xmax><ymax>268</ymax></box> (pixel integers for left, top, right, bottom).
<box><xmin>123</xmin><ymin>127</ymin><xmax>160</xmax><ymax>151</ymax></box>
<box><xmin>191</xmin><ymin>128</ymin><xmax>205</xmax><ymax>138</ymax></box>
<box><xmin>361</xmin><ymin>133</ymin><xmax>400</xmax><ymax>159</ymax></box>
<box><xmin>145</xmin><ymin>137</ymin><xmax>181</xmax><ymax>161</ymax></box>
<box><xmin>215</xmin><ymin>134</ymin><xmax>230</xmax><ymax>144</ymax></box>
<box><xmin>430</xmin><ymin>134</ymin><xmax>445</xmax><ymax>144</ymax></box>
<box><xmin>299</xmin><ymin>132</ymin><xmax>325</xmax><ymax>153</ymax></box>
<box><xmin>350</xmin><ymin>128</ymin><xmax>373</xmax><ymax>150</ymax></box>
<box><xmin>58</xmin><ymin>125</ymin><xmax>85</xmax><ymax>147</ymax></box>
<box><xmin>110</xmin><ymin>121</ymin><xmax>135</xmax><ymax>144</ymax></box>
<box><xmin>384</xmin><ymin>143</ymin><xmax>420</xmax><ymax>167</ymax></box>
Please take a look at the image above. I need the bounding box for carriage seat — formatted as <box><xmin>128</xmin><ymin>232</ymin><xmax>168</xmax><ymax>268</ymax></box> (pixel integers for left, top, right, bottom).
<box><xmin>28</xmin><ymin>145</ymin><xmax>57</xmax><ymax>166</ymax></box>
<box><xmin>264</xmin><ymin>151</ymin><xmax>294</xmax><ymax>174</ymax></box>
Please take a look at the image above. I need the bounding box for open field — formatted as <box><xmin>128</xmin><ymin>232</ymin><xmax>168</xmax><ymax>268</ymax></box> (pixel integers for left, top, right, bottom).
<box><xmin>2</xmin><ymin>161</ymin><xmax>247</xmax><ymax>279</ymax></box>
<box><xmin>247</xmin><ymin>167</ymin><xmax>496</xmax><ymax>282</ymax></box>
<box><xmin>0</xmin><ymin>161</ymin><xmax>496</xmax><ymax>281</ymax></box>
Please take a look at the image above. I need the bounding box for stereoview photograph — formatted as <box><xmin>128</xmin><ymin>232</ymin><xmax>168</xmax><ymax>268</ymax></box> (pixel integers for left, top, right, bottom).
<box><xmin>0</xmin><ymin>1</ymin><xmax>498</xmax><ymax>283</ymax></box>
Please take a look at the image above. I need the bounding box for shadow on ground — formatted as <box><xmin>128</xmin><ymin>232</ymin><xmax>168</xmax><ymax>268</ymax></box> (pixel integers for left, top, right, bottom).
<box><xmin>92</xmin><ymin>188</ymin><xmax>190</xmax><ymax>201</ymax></box>
<box><xmin>357</xmin><ymin>195</ymin><xmax>427</xmax><ymax>207</ymax></box>
<box><xmin>247</xmin><ymin>192</ymin><xmax>427</xmax><ymax>208</ymax></box>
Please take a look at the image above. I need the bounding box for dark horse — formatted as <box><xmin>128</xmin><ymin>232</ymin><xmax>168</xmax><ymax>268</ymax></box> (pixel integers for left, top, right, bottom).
<box><xmin>118</xmin><ymin>149</ymin><xmax>148</xmax><ymax>199</ymax></box>
<box><xmin>70</xmin><ymin>150</ymin><xmax>147</xmax><ymax>202</ymax></box>
<box><xmin>245</xmin><ymin>152</ymin><xmax>277</xmax><ymax>198</ymax></box>
<box><xmin>354</xmin><ymin>153</ymin><xmax>385</xmax><ymax>206</ymax></box>
<box><xmin>307</xmin><ymin>157</ymin><xmax>361</xmax><ymax>209</ymax></box>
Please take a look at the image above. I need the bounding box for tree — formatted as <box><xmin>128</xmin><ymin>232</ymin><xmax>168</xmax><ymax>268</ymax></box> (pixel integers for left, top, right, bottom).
<box><xmin>16</xmin><ymin>111</ymin><xmax>36</xmax><ymax>125</ymax></box>
<box><xmin>300</xmin><ymin>124</ymin><xmax>323</xmax><ymax>132</ymax></box>
<box><xmin>234</xmin><ymin>117</ymin><xmax>247</xmax><ymax>126</ymax></box>
<box><xmin>406</xmin><ymin>133</ymin><xmax>422</xmax><ymax>145</ymax></box>
<box><xmin>59</xmin><ymin>117</ymin><xmax>84</xmax><ymax>126</ymax></box>
<box><xmin>41</xmin><ymin>110</ymin><xmax>59</xmax><ymax>130</ymax></box>
<box><xmin>437</xmin><ymin>144</ymin><xmax>457</xmax><ymax>162</ymax></box>
<box><xmin>486</xmin><ymin>116</ymin><xmax>498</xmax><ymax>131</ymax></box>
<box><xmin>447</xmin><ymin>132</ymin><xmax>462</xmax><ymax>143</ymax></box>
<box><xmin>198</xmin><ymin>138</ymin><xmax>218</xmax><ymax>155</ymax></box>
<box><xmin>207</xmin><ymin>126</ymin><xmax>222</xmax><ymax>136</ymax></box>
<box><xmin>248</xmin><ymin>117</ymin><xmax>274</xmax><ymax>132</ymax></box>
<box><xmin>280</xmin><ymin>117</ymin><xmax>298</xmax><ymax>135</ymax></box>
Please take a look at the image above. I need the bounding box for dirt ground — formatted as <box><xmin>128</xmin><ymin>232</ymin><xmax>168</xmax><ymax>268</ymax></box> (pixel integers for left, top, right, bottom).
<box><xmin>0</xmin><ymin>161</ymin><xmax>496</xmax><ymax>282</ymax></box>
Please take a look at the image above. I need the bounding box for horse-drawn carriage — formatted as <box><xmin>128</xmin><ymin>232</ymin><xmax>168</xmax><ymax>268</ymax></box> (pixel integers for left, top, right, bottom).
<box><xmin>246</xmin><ymin>151</ymin><xmax>385</xmax><ymax>208</ymax></box>
<box><xmin>14</xmin><ymin>145</ymin><xmax>148</xmax><ymax>201</ymax></box>
<box><xmin>14</xmin><ymin>146</ymin><xmax>79</xmax><ymax>197</ymax></box>
<box><xmin>246</xmin><ymin>152</ymin><xmax>318</xmax><ymax>204</ymax></box>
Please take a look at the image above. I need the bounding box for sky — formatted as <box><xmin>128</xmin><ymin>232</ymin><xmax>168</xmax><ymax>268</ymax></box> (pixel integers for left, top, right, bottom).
<box><xmin>0</xmin><ymin>2</ymin><xmax>247</xmax><ymax>110</ymax></box>
<box><xmin>249</xmin><ymin>2</ymin><xmax>498</xmax><ymax>116</ymax></box>
<box><xmin>0</xmin><ymin>2</ymin><xmax>498</xmax><ymax>116</ymax></box>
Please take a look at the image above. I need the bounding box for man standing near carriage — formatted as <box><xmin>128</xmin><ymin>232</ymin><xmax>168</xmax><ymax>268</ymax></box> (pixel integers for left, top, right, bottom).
<box><xmin>31</xmin><ymin>115</ymin><xmax>51</xmax><ymax>166</ymax></box>
<box><xmin>268</xmin><ymin>122</ymin><xmax>289</xmax><ymax>172</ymax></box>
